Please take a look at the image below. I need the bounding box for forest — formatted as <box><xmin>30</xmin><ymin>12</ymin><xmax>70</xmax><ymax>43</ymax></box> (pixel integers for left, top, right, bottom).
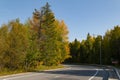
<box><xmin>0</xmin><ymin>3</ymin><xmax>70</xmax><ymax>72</ymax></box>
<box><xmin>68</xmin><ymin>26</ymin><xmax>120</xmax><ymax>65</ymax></box>
<box><xmin>0</xmin><ymin>2</ymin><xmax>120</xmax><ymax>73</ymax></box>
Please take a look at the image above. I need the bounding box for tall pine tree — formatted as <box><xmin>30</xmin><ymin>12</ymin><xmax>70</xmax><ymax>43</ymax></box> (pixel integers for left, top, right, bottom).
<box><xmin>30</xmin><ymin>2</ymin><xmax>70</xmax><ymax>66</ymax></box>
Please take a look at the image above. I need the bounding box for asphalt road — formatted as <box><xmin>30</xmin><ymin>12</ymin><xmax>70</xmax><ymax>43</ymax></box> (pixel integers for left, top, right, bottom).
<box><xmin>0</xmin><ymin>65</ymin><xmax>118</xmax><ymax>80</ymax></box>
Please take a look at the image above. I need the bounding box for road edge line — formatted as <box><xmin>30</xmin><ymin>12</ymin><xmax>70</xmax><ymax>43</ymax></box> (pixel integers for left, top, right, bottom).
<box><xmin>88</xmin><ymin>69</ymin><xmax>99</xmax><ymax>80</ymax></box>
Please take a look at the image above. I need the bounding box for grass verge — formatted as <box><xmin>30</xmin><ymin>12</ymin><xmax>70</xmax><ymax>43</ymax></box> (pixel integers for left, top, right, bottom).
<box><xmin>0</xmin><ymin>69</ymin><xmax>25</xmax><ymax>76</ymax></box>
<box><xmin>0</xmin><ymin>64</ymin><xmax>64</xmax><ymax>76</ymax></box>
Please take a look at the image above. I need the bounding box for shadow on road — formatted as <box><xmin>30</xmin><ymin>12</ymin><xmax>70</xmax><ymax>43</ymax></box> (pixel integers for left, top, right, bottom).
<box><xmin>40</xmin><ymin>69</ymin><xmax>104</xmax><ymax>78</ymax></box>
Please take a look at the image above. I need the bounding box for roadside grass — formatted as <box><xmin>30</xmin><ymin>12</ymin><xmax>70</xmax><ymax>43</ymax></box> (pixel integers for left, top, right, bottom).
<box><xmin>28</xmin><ymin>64</ymin><xmax>64</xmax><ymax>72</ymax></box>
<box><xmin>0</xmin><ymin>64</ymin><xmax>64</xmax><ymax>76</ymax></box>
<box><xmin>0</xmin><ymin>69</ymin><xmax>25</xmax><ymax>76</ymax></box>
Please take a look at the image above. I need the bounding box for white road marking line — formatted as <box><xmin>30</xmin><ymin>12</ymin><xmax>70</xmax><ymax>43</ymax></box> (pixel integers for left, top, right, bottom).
<box><xmin>108</xmin><ymin>79</ymin><xmax>118</xmax><ymax>80</ymax></box>
<box><xmin>0</xmin><ymin>72</ymin><xmax>31</xmax><ymax>79</ymax></box>
<box><xmin>44</xmin><ymin>67</ymin><xmax>71</xmax><ymax>71</ymax></box>
<box><xmin>55</xmin><ymin>76</ymin><xmax>60</xmax><ymax>78</ymax></box>
<box><xmin>88</xmin><ymin>69</ymin><xmax>99</xmax><ymax>80</ymax></box>
<box><xmin>2</xmin><ymin>73</ymin><xmax>43</xmax><ymax>80</ymax></box>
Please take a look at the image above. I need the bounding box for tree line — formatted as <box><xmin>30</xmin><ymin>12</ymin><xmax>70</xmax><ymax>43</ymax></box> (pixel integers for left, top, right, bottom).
<box><xmin>0</xmin><ymin>3</ymin><xmax>70</xmax><ymax>71</ymax></box>
<box><xmin>68</xmin><ymin>26</ymin><xmax>120</xmax><ymax>65</ymax></box>
<box><xmin>0</xmin><ymin>2</ymin><xmax>120</xmax><ymax>72</ymax></box>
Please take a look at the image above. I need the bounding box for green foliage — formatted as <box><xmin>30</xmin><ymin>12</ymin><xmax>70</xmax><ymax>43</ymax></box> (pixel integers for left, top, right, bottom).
<box><xmin>69</xmin><ymin>39</ymin><xmax>80</xmax><ymax>63</ymax></box>
<box><xmin>0</xmin><ymin>25</ymin><xmax>9</xmax><ymax>71</ymax></box>
<box><xmin>102</xmin><ymin>30</ymin><xmax>111</xmax><ymax>64</ymax></box>
<box><xmin>69</xmin><ymin>26</ymin><xmax>120</xmax><ymax>65</ymax></box>
<box><xmin>30</xmin><ymin>3</ymin><xmax>70</xmax><ymax>66</ymax></box>
<box><xmin>109</xmin><ymin>26</ymin><xmax>120</xmax><ymax>64</ymax></box>
<box><xmin>1</xmin><ymin>2</ymin><xmax>120</xmax><ymax>73</ymax></box>
<box><xmin>0</xmin><ymin>2</ymin><xmax>70</xmax><ymax>72</ymax></box>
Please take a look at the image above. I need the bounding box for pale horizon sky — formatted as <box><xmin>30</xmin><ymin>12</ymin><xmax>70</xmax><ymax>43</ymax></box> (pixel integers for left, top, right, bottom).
<box><xmin>0</xmin><ymin>0</ymin><xmax>120</xmax><ymax>41</ymax></box>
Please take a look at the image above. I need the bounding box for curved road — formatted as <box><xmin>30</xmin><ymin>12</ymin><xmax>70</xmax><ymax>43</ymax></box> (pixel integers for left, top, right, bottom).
<box><xmin>0</xmin><ymin>65</ymin><xmax>117</xmax><ymax>80</ymax></box>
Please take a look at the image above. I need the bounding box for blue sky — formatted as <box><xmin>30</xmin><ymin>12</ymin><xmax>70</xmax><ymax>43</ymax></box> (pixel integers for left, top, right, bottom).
<box><xmin>0</xmin><ymin>0</ymin><xmax>120</xmax><ymax>41</ymax></box>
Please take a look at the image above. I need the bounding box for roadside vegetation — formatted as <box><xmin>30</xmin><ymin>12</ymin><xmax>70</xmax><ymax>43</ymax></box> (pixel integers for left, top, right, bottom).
<box><xmin>0</xmin><ymin>2</ymin><xmax>120</xmax><ymax>76</ymax></box>
<box><xmin>0</xmin><ymin>65</ymin><xmax>63</xmax><ymax>76</ymax></box>
<box><xmin>0</xmin><ymin>2</ymin><xmax>69</xmax><ymax>75</ymax></box>
<box><xmin>68</xmin><ymin>26</ymin><xmax>120</xmax><ymax>66</ymax></box>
